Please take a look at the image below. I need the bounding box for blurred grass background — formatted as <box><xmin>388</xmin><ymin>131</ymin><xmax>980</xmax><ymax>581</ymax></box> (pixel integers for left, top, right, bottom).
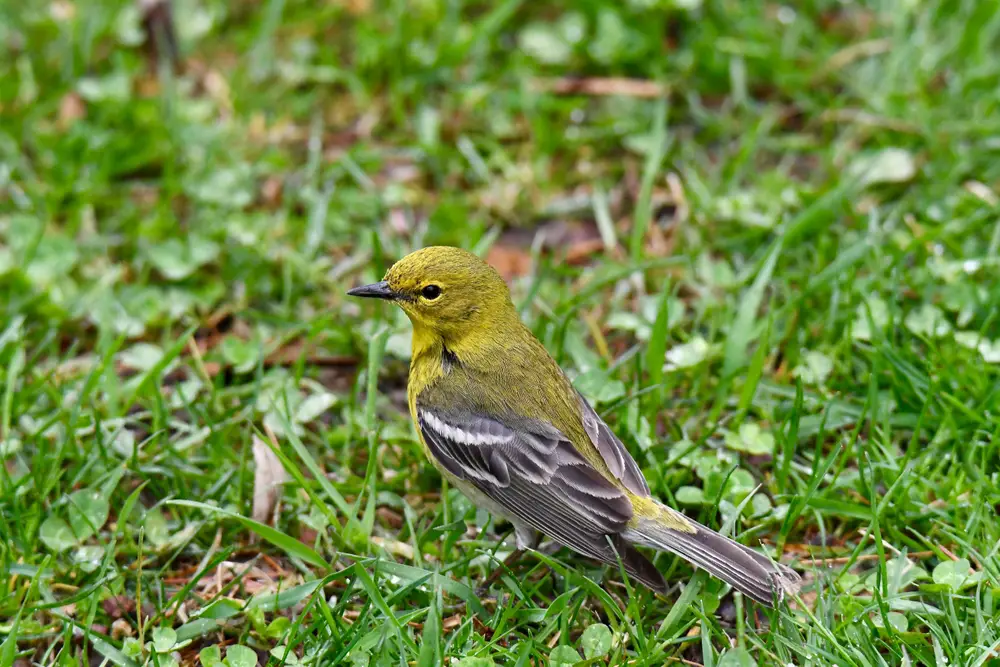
<box><xmin>2</xmin><ymin>0</ymin><xmax>1000</xmax><ymax>665</ymax></box>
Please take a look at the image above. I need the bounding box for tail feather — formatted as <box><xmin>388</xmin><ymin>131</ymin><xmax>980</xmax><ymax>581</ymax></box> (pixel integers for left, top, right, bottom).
<box><xmin>622</xmin><ymin>509</ymin><xmax>800</xmax><ymax>607</ymax></box>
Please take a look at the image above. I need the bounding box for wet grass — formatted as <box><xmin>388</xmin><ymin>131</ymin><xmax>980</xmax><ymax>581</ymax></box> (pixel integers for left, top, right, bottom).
<box><xmin>2</xmin><ymin>0</ymin><xmax>1000</xmax><ymax>665</ymax></box>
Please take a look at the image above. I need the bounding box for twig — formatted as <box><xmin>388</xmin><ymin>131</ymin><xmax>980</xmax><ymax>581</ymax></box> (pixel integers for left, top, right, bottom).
<box><xmin>806</xmin><ymin>550</ymin><xmax>934</xmax><ymax>566</ymax></box>
<box><xmin>664</xmin><ymin>658</ymin><xmax>705</xmax><ymax>667</ymax></box>
<box><xmin>821</xmin><ymin>38</ymin><xmax>892</xmax><ymax>74</ymax></box>
<box><xmin>818</xmin><ymin>108</ymin><xmax>920</xmax><ymax>134</ymax></box>
<box><xmin>532</xmin><ymin>77</ymin><xmax>668</xmax><ymax>99</ymax></box>
<box><xmin>138</xmin><ymin>0</ymin><xmax>179</xmax><ymax>68</ymax></box>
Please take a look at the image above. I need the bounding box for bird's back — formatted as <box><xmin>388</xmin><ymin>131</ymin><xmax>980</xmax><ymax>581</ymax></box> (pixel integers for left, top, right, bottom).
<box><xmin>407</xmin><ymin>321</ymin><xmax>616</xmax><ymax>475</ymax></box>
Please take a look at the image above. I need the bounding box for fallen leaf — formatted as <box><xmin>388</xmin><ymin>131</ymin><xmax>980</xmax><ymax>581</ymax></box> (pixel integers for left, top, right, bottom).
<box><xmin>103</xmin><ymin>595</ymin><xmax>137</xmax><ymax>619</ymax></box>
<box><xmin>260</xmin><ymin>175</ymin><xmax>283</xmax><ymax>209</ymax></box>
<box><xmin>538</xmin><ymin>219</ymin><xmax>606</xmax><ymax>265</ymax></box>
<box><xmin>337</xmin><ymin>0</ymin><xmax>372</xmax><ymax>16</ymax></box>
<box><xmin>298</xmin><ymin>525</ymin><xmax>318</xmax><ymax>546</ymax></box>
<box><xmin>376</xmin><ymin>506</ymin><xmax>404</xmax><ymax>529</ymax></box>
<box><xmin>964</xmin><ymin>180</ymin><xmax>998</xmax><ymax>206</ymax></box>
<box><xmin>487</xmin><ymin>244</ymin><xmax>532</xmax><ymax>281</ymax></box>
<box><xmin>564</xmin><ymin>238</ymin><xmax>604</xmax><ymax>265</ymax></box>
<box><xmin>110</xmin><ymin>618</ymin><xmax>134</xmax><ymax>640</ymax></box>
<box><xmin>58</xmin><ymin>92</ymin><xmax>86</xmax><ymax>129</ymax></box>
<box><xmin>50</xmin><ymin>0</ymin><xmax>75</xmax><ymax>21</ymax></box>
<box><xmin>389</xmin><ymin>208</ymin><xmax>409</xmax><ymax>234</ymax></box>
<box><xmin>251</xmin><ymin>436</ymin><xmax>289</xmax><ymax>526</ymax></box>
<box><xmin>202</xmin><ymin>69</ymin><xmax>232</xmax><ymax>114</ymax></box>
<box><xmin>370</xmin><ymin>536</ymin><xmax>415</xmax><ymax>560</ymax></box>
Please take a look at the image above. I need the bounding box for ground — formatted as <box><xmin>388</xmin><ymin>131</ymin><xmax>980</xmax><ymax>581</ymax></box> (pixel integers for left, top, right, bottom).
<box><xmin>2</xmin><ymin>0</ymin><xmax>1000</xmax><ymax>665</ymax></box>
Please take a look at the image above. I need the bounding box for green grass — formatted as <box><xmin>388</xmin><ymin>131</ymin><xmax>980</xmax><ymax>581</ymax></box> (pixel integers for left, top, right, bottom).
<box><xmin>3</xmin><ymin>0</ymin><xmax>1000</xmax><ymax>664</ymax></box>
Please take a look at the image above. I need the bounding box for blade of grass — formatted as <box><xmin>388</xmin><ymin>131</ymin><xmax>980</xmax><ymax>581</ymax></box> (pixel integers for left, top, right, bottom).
<box><xmin>252</xmin><ymin>424</ymin><xmax>346</xmax><ymax>545</ymax></box>
<box><xmin>1</xmin><ymin>345</ymin><xmax>23</xmax><ymax>443</ymax></box>
<box><xmin>416</xmin><ymin>588</ymin><xmax>441</xmax><ymax>667</ymax></box>
<box><xmin>777</xmin><ymin>379</ymin><xmax>804</xmax><ymax>495</ymax></box>
<box><xmin>356</xmin><ymin>326</ymin><xmax>389</xmax><ymax>538</ymax></box>
<box><xmin>645</xmin><ymin>284</ymin><xmax>672</xmax><ymax>406</ymax></box>
<box><xmin>630</xmin><ymin>97</ymin><xmax>669</xmax><ymax>261</ymax></box>
<box><xmin>374</xmin><ymin>560</ymin><xmax>486</xmax><ymax>617</ymax></box>
<box><xmin>592</xmin><ymin>185</ymin><xmax>618</xmax><ymax>252</ymax></box>
<box><xmin>723</xmin><ymin>237</ymin><xmax>783</xmax><ymax>378</ymax></box>
<box><xmin>166</xmin><ymin>500</ymin><xmax>330</xmax><ymax>570</ymax></box>
<box><xmin>1</xmin><ymin>556</ymin><xmax>49</xmax><ymax>667</ymax></box>
<box><xmin>736</xmin><ymin>313</ymin><xmax>771</xmax><ymax>419</ymax></box>
<box><xmin>273</xmin><ymin>415</ymin><xmax>354</xmax><ymax>520</ymax></box>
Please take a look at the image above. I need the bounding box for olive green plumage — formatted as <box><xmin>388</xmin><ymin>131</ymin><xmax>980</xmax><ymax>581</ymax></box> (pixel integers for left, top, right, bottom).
<box><xmin>348</xmin><ymin>246</ymin><xmax>800</xmax><ymax>606</ymax></box>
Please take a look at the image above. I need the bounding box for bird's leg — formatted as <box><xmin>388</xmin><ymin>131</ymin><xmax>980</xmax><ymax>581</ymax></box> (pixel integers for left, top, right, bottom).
<box><xmin>478</xmin><ymin>526</ymin><xmax>538</xmax><ymax>593</ymax></box>
<box><xmin>535</xmin><ymin>540</ymin><xmax>564</xmax><ymax>556</ymax></box>
<box><xmin>515</xmin><ymin>525</ymin><xmax>540</xmax><ymax>551</ymax></box>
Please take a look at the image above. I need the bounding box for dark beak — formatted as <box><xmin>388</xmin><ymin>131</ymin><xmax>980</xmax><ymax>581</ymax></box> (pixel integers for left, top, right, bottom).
<box><xmin>347</xmin><ymin>280</ymin><xmax>397</xmax><ymax>300</ymax></box>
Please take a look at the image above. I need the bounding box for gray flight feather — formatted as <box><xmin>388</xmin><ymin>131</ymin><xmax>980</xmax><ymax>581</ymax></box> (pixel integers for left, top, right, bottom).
<box><xmin>417</xmin><ymin>404</ymin><xmax>666</xmax><ymax>592</ymax></box>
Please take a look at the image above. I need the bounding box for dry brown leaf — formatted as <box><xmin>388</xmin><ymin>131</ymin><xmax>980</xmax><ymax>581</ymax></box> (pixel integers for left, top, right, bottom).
<box><xmin>540</xmin><ymin>220</ymin><xmax>605</xmax><ymax>265</ymax></box>
<box><xmin>136</xmin><ymin>77</ymin><xmax>161</xmax><ymax>97</ymax></box>
<box><xmin>371</xmin><ymin>536</ymin><xmax>415</xmax><ymax>560</ymax></box>
<box><xmin>58</xmin><ymin>93</ymin><xmax>86</xmax><ymax>129</ymax></box>
<box><xmin>202</xmin><ymin>69</ymin><xmax>232</xmax><ymax>114</ymax></box>
<box><xmin>110</xmin><ymin>618</ymin><xmax>134</xmax><ymax>640</ymax></box>
<box><xmin>821</xmin><ymin>38</ymin><xmax>892</xmax><ymax>75</ymax></box>
<box><xmin>260</xmin><ymin>176</ymin><xmax>283</xmax><ymax>209</ymax></box>
<box><xmin>50</xmin><ymin>1</ymin><xmax>75</xmax><ymax>20</ymax></box>
<box><xmin>252</xmin><ymin>435</ymin><xmax>289</xmax><ymax>526</ymax></box>
<box><xmin>964</xmin><ymin>180</ymin><xmax>998</xmax><ymax>206</ymax></box>
<box><xmin>486</xmin><ymin>244</ymin><xmax>532</xmax><ymax>281</ymax></box>
<box><xmin>819</xmin><ymin>108</ymin><xmax>919</xmax><ymax>134</ymax></box>
<box><xmin>332</xmin><ymin>0</ymin><xmax>371</xmax><ymax>16</ymax></box>
<box><xmin>564</xmin><ymin>238</ymin><xmax>604</xmax><ymax>265</ymax></box>
<box><xmin>298</xmin><ymin>525</ymin><xmax>319</xmax><ymax>547</ymax></box>
<box><xmin>102</xmin><ymin>595</ymin><xmax>137</xmax><ymax>619</ymax></box>
<box><xmin>376</xmin><ymin>506</ymin><xmax>404</xmax><ymax>529</ymax></box>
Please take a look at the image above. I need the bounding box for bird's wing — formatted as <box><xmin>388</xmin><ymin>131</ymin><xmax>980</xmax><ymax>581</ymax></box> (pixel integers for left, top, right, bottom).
<box><xmin>416</xmin><ymin>403</ymin><xmax>665</xmax><ymax>590</ymax></box>
<box><xmin>576</xmin><ymin>392</ymin><xmax>650</xmax><ymax>497</ymax></box>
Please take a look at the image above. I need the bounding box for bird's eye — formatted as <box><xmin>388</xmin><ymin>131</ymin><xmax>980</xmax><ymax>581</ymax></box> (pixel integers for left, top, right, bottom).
<box><xmin>421</xmin><ymin>284</ymin><xmax>442</xmax><ymax>300</ymax></box>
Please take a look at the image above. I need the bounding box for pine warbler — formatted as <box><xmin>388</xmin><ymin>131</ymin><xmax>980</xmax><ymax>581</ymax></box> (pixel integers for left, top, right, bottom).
<box><xmin>349</xmin><ymin>246</ymin><xmax>800</xmax><ymax>605</ymax></box>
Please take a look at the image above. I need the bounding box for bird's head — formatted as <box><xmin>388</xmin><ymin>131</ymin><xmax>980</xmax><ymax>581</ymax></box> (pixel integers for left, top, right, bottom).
<box><xmin>347</xmin><ymin>246</ymin><xmax>516</xmax><ymax>341</ymax></box>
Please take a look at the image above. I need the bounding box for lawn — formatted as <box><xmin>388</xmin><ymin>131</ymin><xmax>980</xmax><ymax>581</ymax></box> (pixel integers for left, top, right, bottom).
<box><xmin>2</xmin><ymin>0</ymin><xmax>1000</xmax><ymax>665</ymax></box>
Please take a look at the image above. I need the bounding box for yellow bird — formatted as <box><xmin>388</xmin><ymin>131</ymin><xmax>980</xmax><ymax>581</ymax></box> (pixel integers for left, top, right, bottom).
<box><xmin>348</xmin><ymin>246</ymin><xmax>800</xmax><ymax>606</ymax></box>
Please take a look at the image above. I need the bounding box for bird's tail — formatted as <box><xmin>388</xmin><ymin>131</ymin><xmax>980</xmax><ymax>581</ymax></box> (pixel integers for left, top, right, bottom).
<box><xmin>622</xmin><ymin>502</ymin><xmax>800</xmax><ymax>607</ymax></box>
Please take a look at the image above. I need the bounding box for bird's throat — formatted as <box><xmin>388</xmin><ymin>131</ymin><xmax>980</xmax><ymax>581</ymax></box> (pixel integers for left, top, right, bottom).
<box><xmin>410</xmin><ymin>324</ymin><xmax>463</xmax><ymax>376</ymax></box>
<box><xmin>409</xmin><ymin>322</ymin><xmax>441</xmax><ymax>363</ymax></box>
